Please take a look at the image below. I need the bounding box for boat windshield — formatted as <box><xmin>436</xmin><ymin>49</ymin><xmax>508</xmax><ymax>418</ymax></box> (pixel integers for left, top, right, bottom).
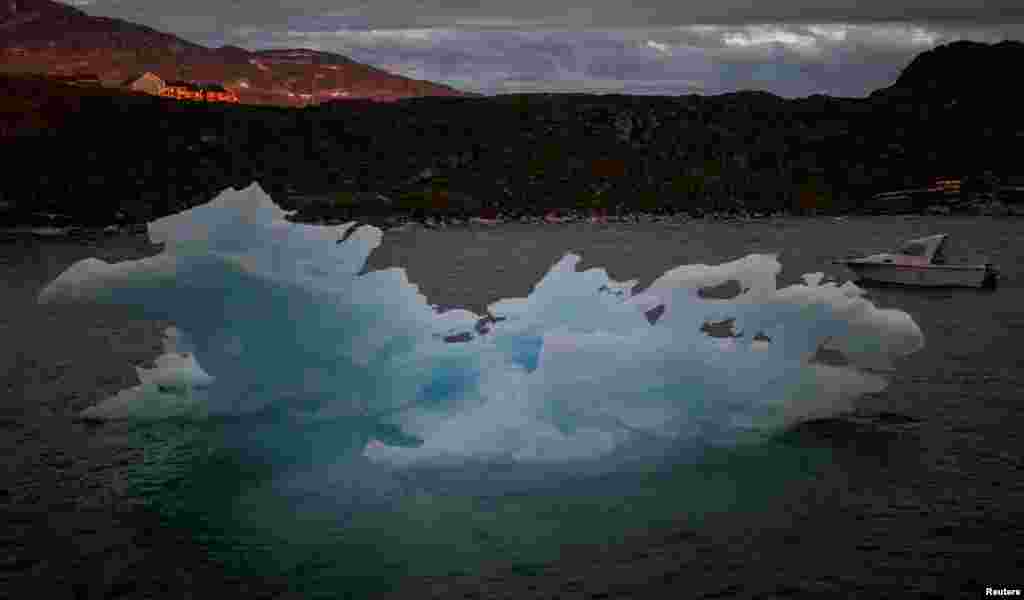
<box><xmin>897</xmin><ymin>241</ymin><xmax>928</xmax><ymax>257</ymax></box>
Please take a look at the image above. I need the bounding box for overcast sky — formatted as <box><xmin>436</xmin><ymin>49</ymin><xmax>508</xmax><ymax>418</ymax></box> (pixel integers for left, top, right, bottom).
<box><xmin>68</xmin><ymin>1</ymin><xmax>1024</xmax><ymax>97</ymax></box>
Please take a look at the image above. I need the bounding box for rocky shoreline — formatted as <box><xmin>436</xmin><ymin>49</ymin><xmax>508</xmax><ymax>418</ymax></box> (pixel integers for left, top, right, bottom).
<box><xmin>5</xmin><ymin>197</ymin><xmax>1021</xmax><ymax>244</ymax></box>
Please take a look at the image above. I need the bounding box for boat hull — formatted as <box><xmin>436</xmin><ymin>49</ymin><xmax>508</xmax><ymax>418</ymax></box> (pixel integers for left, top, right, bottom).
<box><xmin>840</xmin><ymin>262</ymin><xmax>996</xmax><ymax>288</ymax></box>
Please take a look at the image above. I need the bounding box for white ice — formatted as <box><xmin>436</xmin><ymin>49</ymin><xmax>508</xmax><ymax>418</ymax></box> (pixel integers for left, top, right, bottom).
<box><xmin>40</xmin><ymin>183</ymin><xmax>924</xmax><ymax>466</ymax></box>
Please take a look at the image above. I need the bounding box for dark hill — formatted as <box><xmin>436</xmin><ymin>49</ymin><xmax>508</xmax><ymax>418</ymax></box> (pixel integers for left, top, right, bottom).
<box><xmin>1</xmin><ymin>41</ymin><xmax>1023</xmax><ymax>225</ymax></box>
<box><xmin>874</xmin><ymin>39</ymin><xmax>1024</xmax><ymax>101</ymax></box>
<box><xmin>0</xmin><ymin>0</ymin><xmax>468</xmax><ymax>106</ymax></box>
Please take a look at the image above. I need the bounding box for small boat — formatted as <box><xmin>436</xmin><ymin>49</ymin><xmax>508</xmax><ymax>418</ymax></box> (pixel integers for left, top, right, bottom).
<box><xmin>833</xmin><ymin>234</ymin><xmax>999</xmax><ymax>288</ymax></box>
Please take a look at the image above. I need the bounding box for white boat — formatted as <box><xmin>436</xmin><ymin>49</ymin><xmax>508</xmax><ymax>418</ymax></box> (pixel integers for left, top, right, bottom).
<box><xmin>833</xmin><ymin>234</ymin><xmax>999</xmax><ymax>288</ymax></box>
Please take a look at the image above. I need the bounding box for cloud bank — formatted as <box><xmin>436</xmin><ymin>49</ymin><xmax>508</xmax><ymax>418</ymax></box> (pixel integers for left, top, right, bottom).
<box><xmin>73</xmin><ymin>1</ymin><xmax>1024</xmax><ymax>97</ymax></box>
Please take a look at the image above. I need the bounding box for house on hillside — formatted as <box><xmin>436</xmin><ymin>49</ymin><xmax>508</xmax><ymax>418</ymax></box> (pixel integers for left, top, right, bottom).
<box><xmin>922</xmin><ymin>177</ymin><xmax>962</xmax><ymax>200</ymax></box>
<box><xmin>158</xmin><ymin>80</ymin><xmax>239</xmax><ymax>103</ymax></box>
<box><xmin>200</xmin><ymin>83</ymin><xmax>239</xmax><ymax>103</ymax></box>
<box><xmin>124</xmin><ymin>72</ymin><xmax>165</xmax><ymax>96</ymax></box>
<box><xmin>160</xmin><ymin>80</ymin><xmax>205</xmax><ymax>101</ymax></box>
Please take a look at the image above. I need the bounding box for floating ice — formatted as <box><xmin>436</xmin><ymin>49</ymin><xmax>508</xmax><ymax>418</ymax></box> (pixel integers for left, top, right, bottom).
<box><xmin>40</xmin><ymin>183</ymin><xmax>924</xmax><ymax>468</ymax></box>
<box><xmin>78</xmin><ymin>326</ymin><xmax>214</xmax><ymax>420</ymax></box>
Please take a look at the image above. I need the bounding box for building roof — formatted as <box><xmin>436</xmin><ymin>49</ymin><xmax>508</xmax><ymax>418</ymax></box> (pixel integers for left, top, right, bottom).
<box><xmin>122</xmin><ymin>71</ymin><xmax>164</xmax><ymax>86</ymax></box>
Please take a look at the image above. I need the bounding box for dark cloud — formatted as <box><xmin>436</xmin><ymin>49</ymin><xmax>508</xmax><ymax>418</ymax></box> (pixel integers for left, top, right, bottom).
<box><xmin>78</xmin><ymin>1</ymin><xmax>1024</xmax><ymax>37</ymax></box>
<box><xmin>224</xmin><ymin>22</ymin><xmax>1024</xmax><ymax>97</ymax></box>
<box><xmin>67</xmin><ymin>2</ymin><xmax>1024</xmax><ymax>97</ymax></box>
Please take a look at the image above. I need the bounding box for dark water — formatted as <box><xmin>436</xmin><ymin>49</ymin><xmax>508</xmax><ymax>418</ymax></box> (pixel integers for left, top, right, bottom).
<box><xmin>119</xmin><ymin>416</ymin><xmax>843</xmax><ymax>597</ymax></box>
<box><xmin>4</xmin><ymin>215</ymin><xmax>1023</xmax><ymax>597</ymax></box>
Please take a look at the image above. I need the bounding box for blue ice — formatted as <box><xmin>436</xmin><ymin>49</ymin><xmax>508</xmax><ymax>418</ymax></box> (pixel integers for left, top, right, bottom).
<box><xmin>40</xmin><ymin>183</ymin><xmax>924</xmax><ymax>468</ymax></box>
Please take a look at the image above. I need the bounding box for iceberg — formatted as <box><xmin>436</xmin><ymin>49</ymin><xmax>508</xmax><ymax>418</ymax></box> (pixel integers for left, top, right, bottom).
<box><xmin>40</xmin><ymin>183</ymin><xmax>924</xmax><ymax>469</ymax></box>
<box><xmin>79</xmin><ymin>326</ymin><xmax>214</xmax><ymax>420</ymax></box>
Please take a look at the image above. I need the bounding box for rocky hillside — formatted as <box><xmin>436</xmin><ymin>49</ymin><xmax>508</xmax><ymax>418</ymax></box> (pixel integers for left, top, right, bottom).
<box><xmin>875</xmin><ymin>40</ymin><xmax>1024</xmax><ymax>101</ymax></box>
<box><xmin>0</xmin><ymin>0</ymin><xmax>468</xmax><ymax>106</ymax></box>
<box><xmin>2</xmin><ymin>41</ymin><xmax>1023</xmax><ymax>225</ymax></box>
